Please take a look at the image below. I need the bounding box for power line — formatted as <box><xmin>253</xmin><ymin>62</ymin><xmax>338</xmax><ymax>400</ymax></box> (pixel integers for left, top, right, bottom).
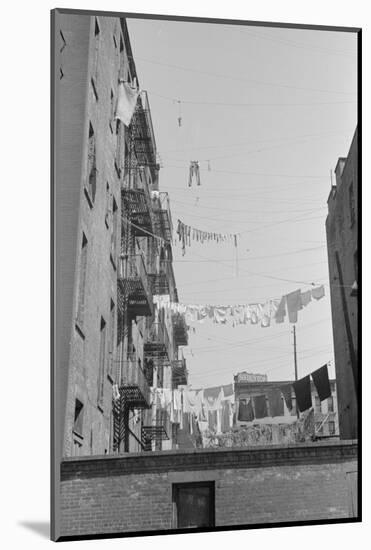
<box><xmin>151</xmin><ymin>89</ymin><xmax>356</xmax><ymax>108</ymax></box>
<box><xmin>162</xmin><ymin>163</ymin><xmax>328</xmax><ymax>179</ymax></box>
<box><xmin>130</xmin><ymin>55</ymin><xmax>356</xmax><ymax>96</ymax></box>
<box><xmin>157</xmin><ymin>129</ymin><xmax>351</xmax><ymax>155</ymax></box>
<box><xmin>170</xmin><ymin>197</ymin><xmax>327</xmax><ymax>215</ymax></box>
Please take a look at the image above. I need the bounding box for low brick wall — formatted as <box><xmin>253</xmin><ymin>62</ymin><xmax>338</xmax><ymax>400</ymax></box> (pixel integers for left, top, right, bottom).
<box><xmin>60</xmin><ymin>440</ymin><xmax>358</xmax><ymax>538</ymax></box>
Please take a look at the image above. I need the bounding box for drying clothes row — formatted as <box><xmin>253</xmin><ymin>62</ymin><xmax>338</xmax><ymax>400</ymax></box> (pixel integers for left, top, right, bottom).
<box><xmin>237</xmin><ymin>364</ymin><xmax>332</xmax><ymax>422</ymax></box>
<box><xmin>176</xmin><ymin>219</ymin><xmax>238</xmax><ymax>256</ymax></box>
<box><xmin>154</xmin><ymin>285</ymin><xmax>325</xmax><ymax>327</ymax></box>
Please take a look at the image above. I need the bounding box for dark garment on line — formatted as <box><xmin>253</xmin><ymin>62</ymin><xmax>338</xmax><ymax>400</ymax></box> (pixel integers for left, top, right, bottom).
<box><xmin>279</xmin><ymin>384</ymin><xmax>293</xmax><ymax>411</ymax></box>
<box><xmin>311</xmin><ymin>364</ymin><xmax>331</xmax><ymax>401</ymax></box>
<box><xmin>238</xmin><ymin>399</ymin><xmax>254</xmax><ymax>422</ymax></box>
<box><xmin>275</xmin><ymin>296</ymin><xmax>286</xmax><ymax>323</ymax></box>
<box><xmin>268</xmin><ymin>388</ymin><xmax>284</xmax><ymax>417</ymax></box>
<box><xmin>286</xmin><ymin>289</ymin><xmax>302</xmax><ymax>324</ymax></box>
<box><xmin>293</xmin><ymin>375</ymin><xmax>312</xmax><ymax>412</ymax></box>
<box><xmin>253</xmin><ymin>394</ymin><xmax>268</xmax><ymax>419</ymax></box>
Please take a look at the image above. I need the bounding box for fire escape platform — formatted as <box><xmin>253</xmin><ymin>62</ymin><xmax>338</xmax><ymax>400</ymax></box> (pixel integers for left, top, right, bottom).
<box><xmin>122</xmin><ymin>188</ymin><xmax>153</xmax><ymax>236</ymax></box>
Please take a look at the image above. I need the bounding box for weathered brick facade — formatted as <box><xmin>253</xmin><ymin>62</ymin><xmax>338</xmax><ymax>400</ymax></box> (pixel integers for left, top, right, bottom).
<box><xmin>59</xmin><ymin>440</ymin><xmax>358</xmax><ymax>538</ymax></box>
<box><xmin>326</xmin><ymin>129</ymin><xmax>358</xmax><ymax>439</ymax></box>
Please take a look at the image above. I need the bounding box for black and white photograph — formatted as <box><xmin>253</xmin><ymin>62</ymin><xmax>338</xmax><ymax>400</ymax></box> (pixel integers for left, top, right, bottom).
<box><xmin>51</xmin><ymin>6</ymin><xmax>360</xmax><ymax>542</ymax></box>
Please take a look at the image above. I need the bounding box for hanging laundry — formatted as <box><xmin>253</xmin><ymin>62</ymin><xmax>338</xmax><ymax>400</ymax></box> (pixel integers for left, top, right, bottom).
<box><xmin>275</xmin><ymin>296</ymin><xmax>287</xmax><ymax>324</ymax></box>
<box><xmin>253</xmin><ymin>395</ymin><xmax>268</xmax><ymax>419</ymax></box>
<box><xmin>293</xmin><ymin>375</ymin><xmax>312</xmax><ymax>413</ymax></box>
<box><xmin>238</xmin><ymin>398</ymin><xmax>255</xmax><ymax>422</ymax></box>
<box><xmin>250</xmin><ymin>304</ymin><xmax>260</xmax><ymax>325</ymax></box>
<box><xmin>286</xmin><ymin>289</ymin><xmax>302</xmax><ymax>324</ymax></box>
<box><xmin>301</xmin><ymin>290</ymin><xmax>312</xmax><ymax>308</ymax></box>
<box><xmin>261</xmin><ymin>301</ymin><xmax>272</xmax><ymax>328</ymax></box>
<box><xmin>311</xmin><ymin>285</ymin><xmax>325</xmax><ymax>300</ymax></box>
<box><xmin>208</xmin><ymin>410</ymin><xmax>218</xmax><ymax>431</ymax></box>
<box><xmin>115</xmin><ymin>81</ymin><xmax>139</xmax><ymax>126</ymax></box>
<box><xmin>267</xmin><ymin>389</ymin><xmax>284</xmax><ymax>417</ymax></box>
<box><xmin>311</xmin><ymin>364</ymin><xmax>331</xmax><ymax>401</ymax></box>
<box><xmin>188</xmin><ymin>161</ymin><xmax>201</xmax><ymax>187</ymax></box>
<box><xmin>112</xmin><ymin>384</ymin><xmax>120</xmax><ymax>401</ymax></box>
<box><xmin>279</xmin><ymin>384</ymin><xmax>293</xmax><ymax>412</ymax></box>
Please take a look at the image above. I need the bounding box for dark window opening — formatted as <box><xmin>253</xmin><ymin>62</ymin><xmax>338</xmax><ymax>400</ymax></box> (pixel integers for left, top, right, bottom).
<box><xmin>76</xmin><ymin>233</ymin><xmax>88</xmax><ymax>328</ymax></box>
<box><xmin>354</xmin><ymin>249</ymin><xmax>358</xmax><ymax>281</ymax></box>
<box><xmin>73</xmin><ymin>399</ymin><xmax>84</xmax><ymax>437</ymax></box>
<box><xmin>349</xmin><ymin>182</ymin><xmax>355</xmax><ymax>227</ymax></box>
<box><xmin>109</xmin><ymin>89</ymin><xmax>115</xmax><ymax>132</ymax></box>
<box><xmin>110</xmin><ymin>197</ymin><xmax>118</xmax><ymax>267</ymax></box>
<box><xmin>173</xmin><ymin>482</ymin><xmax>215</xmax><ymax>529</ymax></box>
<box><xmin>97</xmin><ymin>317</ymin><xmax>106</xmax><ymax>408</ymax></box>
<box><xmin>327</xmin><ymin>395</ymin><xmax>334</xmax><ymax>413</ymax></box>
<box><xmin>94</xmin><ymin>17</ymin><xmax>100</xmax><ymax>36</ymax></box>
<box><xmin>107</xmin><ymin>300</ymin><xmax>115</xmax><ymax>382</ymax></box>
<box><xmin>86</xmin><ymin>123</ymin><xmax>97</xmax><ymax>205</ymax></box>
<box><xmin>59</xmin><ymin>30</ymin><xmax>66</xmax><ymax>52</ymax></box>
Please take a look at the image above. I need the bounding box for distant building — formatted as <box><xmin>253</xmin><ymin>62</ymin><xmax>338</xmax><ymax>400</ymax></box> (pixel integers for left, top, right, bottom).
<box><xmin>326</xmin><ymin>128</ymin><xmax>358</xmax><ymax>440</ymax></box>
<box><xmin>234</xmin><ymin>374</ymin><xmax>339</xmax><ymax>437</ymax></box>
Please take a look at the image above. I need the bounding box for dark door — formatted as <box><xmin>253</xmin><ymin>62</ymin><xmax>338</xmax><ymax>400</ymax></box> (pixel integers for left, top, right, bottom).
<box><xmin>174</xmin><ymin>482</ymin><xmax>215</xmax><ymax>528</ymax></box>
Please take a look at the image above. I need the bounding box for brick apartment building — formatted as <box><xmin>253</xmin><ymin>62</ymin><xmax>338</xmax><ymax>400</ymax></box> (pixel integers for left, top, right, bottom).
<box><xmin>326</xmin><ymin>128</ymin><xmax>358</xmax><ymax>439</ymax></box>
<box><xmin>54</xmin><ymin>12</ymin><xmax>188</xmax><ymax>461</ymax></box>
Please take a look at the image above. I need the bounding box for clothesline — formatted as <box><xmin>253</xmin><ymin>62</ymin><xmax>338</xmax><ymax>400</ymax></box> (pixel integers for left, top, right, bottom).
<box><xmin>154</xmin><ymin>285</ymin><xmax>325</xmax><ymax>327</ymax></box>
<box><xmin>176</xmin><ymin>219</ymin><xmax>239</xmax><ymax>256</ymax></box>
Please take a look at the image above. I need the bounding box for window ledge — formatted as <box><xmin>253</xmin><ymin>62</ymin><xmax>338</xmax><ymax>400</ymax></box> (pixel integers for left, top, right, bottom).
<box><xmin>110</xmin><ymin>253</ymin><xmax>117</xmax><ymax>271</ymax></box>
<box><xmin>75</xmin><ymin>321</ymin><xmax>85</xmax><ymax>340</ymax></box>
<box><xmin>84</xmin><ymin>187</ymin><xmax>94</xmax><ymax>209</ymax></box>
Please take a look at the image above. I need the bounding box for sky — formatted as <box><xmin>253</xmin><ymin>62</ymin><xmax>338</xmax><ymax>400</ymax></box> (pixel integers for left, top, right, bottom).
<box><xmin>127</xmin><ymin>18</ymin><xmax>357</xmax><ymax>389</ymax></box>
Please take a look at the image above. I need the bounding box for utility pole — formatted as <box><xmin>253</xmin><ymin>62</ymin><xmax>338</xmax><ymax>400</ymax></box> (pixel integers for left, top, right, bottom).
<box><xmin>292</xmin><ymin>325</ymin><xmax>299</xmax><ymax>417</ymax></box>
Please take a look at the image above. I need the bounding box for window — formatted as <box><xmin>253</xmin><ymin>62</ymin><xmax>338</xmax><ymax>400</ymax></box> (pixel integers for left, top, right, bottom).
<box><xmin>173</xmin><ymin>483</ymin><xmax>215</xmax><ymax>529</ymax></box>
<box><xmin>73</xmin><ymin>399</ymin><xmax>84</xmax><ymax>436</ymax></box>
<box><xmin>59</xmin><ymin>30</ymin><xmax>66</xmax><ymax>53</ymax></box>
<box><xmin>85</xmin><ymin>123</ymin><xmax>97</xmax><ymax>206</ymax></box>
<box><xmin>314</xmin><ymin>395</ymin><xmax>321</xmax><ymax>413</ymax></box>
<box><xmin>76</xmin><ymin>233</ymin><xmax>88</xmax><ymax>328</ymax></box>
<box><xmin>328</xmin><ymin>421</ymin><xmax>336</xmax><ymax>435</ymax></box>
<box><xmin>327</xmin><ymin>396</ymin><xmax>334</xmax><ymax>413</ymax></box>
<box><xmin>107</xmin><ymin>300</ymin><xmax>115</xmax><ymax>382</ymax></box>
<box><xmin>110</xmin><ymin>196</ymin><xmax>118</xmax><ymax>267</ymax></box>
<box><xmin>349</xmin><ymin>182</ymin><xmax>355</xmax><ymax>227</ymax></box>
<box><xmin>97</xmin><ymin>317</ymin><xmax>106</xmax><ymax>409</ymax></box>
<box><xmin>92</xmin><ymin>17</ymin><xmax>100</xmax><ymax>90</ymax></box>
<box><xmin>109</xmin><ymin>89</ymin><xmax>115</xmax><ymax>133</ymax></box>
<box><xmin>354</xmin><ymin>249</ymin><xmax>358</xmax><ymax>281</ymax></box>
<box><xmin>115</xmin><ymin>120</ymin><xmax>122</xmax><ymax>176</ymax></box>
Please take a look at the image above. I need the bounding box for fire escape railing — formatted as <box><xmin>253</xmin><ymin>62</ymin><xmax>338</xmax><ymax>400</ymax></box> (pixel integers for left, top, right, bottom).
<box><xmin>117</xmin><ymin>253</ymin><xmax>154</xmax><ymax>317</ymax></box>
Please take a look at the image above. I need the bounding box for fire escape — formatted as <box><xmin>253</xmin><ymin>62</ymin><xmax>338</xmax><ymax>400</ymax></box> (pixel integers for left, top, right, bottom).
<box><xmin>141</xmin><ymin>317</ymin><xmax>172</xmax><ymax>449</ymax></box>
<box><xmin>113</xmin><ymin>91</ymin><xmax>159</xmax><ymax>453</ymax></box>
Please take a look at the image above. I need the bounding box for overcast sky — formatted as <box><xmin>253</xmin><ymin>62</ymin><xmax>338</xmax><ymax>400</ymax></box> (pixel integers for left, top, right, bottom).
<box><xmin>127</xmin><ymin>17</ymin><xmax>357</xmax><ymax>388</ymax></box>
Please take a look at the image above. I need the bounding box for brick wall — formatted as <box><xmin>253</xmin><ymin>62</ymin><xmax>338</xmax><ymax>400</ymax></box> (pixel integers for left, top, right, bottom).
<box><xmin>59</xmin><ymin>440</ymin><xmax>357</xmax><ymax>539</ymax></box>
<box><xmin>326</xmin><ymin>128</ymin><xmax>358</xmax><ymax>439</ymax></box>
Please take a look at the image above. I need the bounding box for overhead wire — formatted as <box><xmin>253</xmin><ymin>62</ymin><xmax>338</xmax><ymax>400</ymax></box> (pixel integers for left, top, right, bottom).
<box><xmin>130</xmin><ymin>54</ymin><xmax>355</xmax><ymax>96</ymax></box>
